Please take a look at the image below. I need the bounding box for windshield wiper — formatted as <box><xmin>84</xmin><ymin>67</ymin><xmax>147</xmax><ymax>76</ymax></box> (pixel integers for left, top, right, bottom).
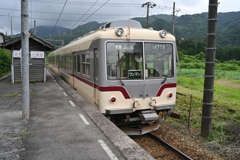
<box><xmin>161</xmin><ymin>71</ymin><xmax>170</xmax><ymax>84</ymax></box>
<box><xmin>120</xmin><ymin>79</ymin><xmax>125</xmax><ymax>86</ymax></box>
<box><xmin>161</xmin><ymin>75</ymin><xmax>167</xmax><ymax>84</ymax></box>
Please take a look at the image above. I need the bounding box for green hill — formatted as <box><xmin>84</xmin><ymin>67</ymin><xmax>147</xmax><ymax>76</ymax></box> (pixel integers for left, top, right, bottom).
<box><xmin>27</xmin><ymin>12</ymin><xmax>240</xmax><ymax>61</ymax></box>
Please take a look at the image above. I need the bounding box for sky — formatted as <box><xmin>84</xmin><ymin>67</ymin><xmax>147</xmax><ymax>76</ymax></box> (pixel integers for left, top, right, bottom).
<box><xmin>0</xmin><ymin>0</ymin><xmax>239</xmax><ymax>36</ymax></box>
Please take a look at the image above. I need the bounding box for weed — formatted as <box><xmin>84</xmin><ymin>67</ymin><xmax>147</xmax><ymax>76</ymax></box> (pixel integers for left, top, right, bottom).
<box><xmin>206</xmin><ymin>134</ymin><xmax>215</xmax><ymax>141</ymax></box>
<box><xmin>23</xmin><ymin>129</ymin><xmax>31</xmax><ymax>136</ymax></box>
<box><xmin>30</xmin><ymin>81</ymin><xmax>35</xmax><ymax>84</ymax></box>
<box><xmin>1</xmin><ymin>92</ymin><xmax>21</xmax><ymax>97</ymax></box>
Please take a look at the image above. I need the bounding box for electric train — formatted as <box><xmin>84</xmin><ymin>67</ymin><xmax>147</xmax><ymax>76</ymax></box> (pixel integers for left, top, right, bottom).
<box><xmin>48</xmin><ymin>20</ymin><xmax>177</xmax><ymax>135</ymax></box>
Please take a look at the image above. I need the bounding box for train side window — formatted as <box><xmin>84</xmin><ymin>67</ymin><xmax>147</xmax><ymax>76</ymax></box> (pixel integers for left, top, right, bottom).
<box><xmin>56</xmin><ymin>56</ymin><xmax>59</xmax><ymax>66</ymax></box>
<box><xmin>81</xmin><ymin>54</ymin><xmax>90</xmax><ymax>77</ymax></box>
<box><xmin>59</xmin><ymin>56</ymin><xmax>61</xmax><ymax>67</ymax></box>
<box><xmin>68</xmin><ymin>55</ymin><xmax>72</xmax><ymax>71</ymax></box>
<box><xmin>77</xmin><ymin>55</ymin><xmax>81</xmax><ymax>73</ymax></box>
<box><xmin>94</xmin><ymin>49</ymin><xmax>99</xmax><ymax>80</ymax></box>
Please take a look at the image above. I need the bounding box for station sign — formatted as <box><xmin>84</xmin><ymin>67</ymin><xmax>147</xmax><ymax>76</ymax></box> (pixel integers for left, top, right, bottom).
<box><xmin>12</xmin><ymin>50</ymin><xmax>21</xmax><ymax>58</ymax></box>
<box><xmin>31</xmin><ymin>51</ymin><xmax>45</xmax><ymax>58</ymax></box>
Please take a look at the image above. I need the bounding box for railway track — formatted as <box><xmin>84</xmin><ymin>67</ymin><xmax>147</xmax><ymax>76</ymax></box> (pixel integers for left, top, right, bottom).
<box><xmin>131</xmin><ymin>132</ymin><xmax>192</xmax><ymax>160</ymax></box>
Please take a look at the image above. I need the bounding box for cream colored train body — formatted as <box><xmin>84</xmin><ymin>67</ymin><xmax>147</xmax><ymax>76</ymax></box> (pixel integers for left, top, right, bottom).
<box><xmin>48</xmin><ymin>20</ymin><xmax>177</xmax><ymax>135</ymax></box>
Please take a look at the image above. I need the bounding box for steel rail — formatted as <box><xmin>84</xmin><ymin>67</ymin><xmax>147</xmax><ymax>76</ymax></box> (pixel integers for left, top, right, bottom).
<box><xmin>147</xmin><ymin>132</ymin><xmax>193</xmax><ymax>160</ymax></box>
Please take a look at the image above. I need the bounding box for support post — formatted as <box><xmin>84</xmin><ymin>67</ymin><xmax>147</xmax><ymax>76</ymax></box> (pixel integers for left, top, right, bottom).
<box><xmin>10</xmin><ymin>17</ymin><xmax>13</xmax><ymax>36</ymax></box>
<box><xmin>21</xmin><ymin>0</ymin><xmax>30</xmax><ymax>121</ymax></box>
<box><xmin>142</xmin><ymin>2</ymin><xmax>156</xmax><ymax>28</ymax></box>
<box><xmin>146</xmin><ymin>4</ymin><xmax>149</xmax><ymax>28</ymax></box>
<box><xmin>201</xmin><ymin>0</ymin><xmax>218</xmax><ymax>138</ymax></box>
<box><xmin>34</xmin><ymin>20</ymin><xmax>36</xmax><ymax>35</ymax></box>
<box><xmin>172</xmin><ymin>2</ymin><xmax>175</xmax><ymax>35</ymax></box>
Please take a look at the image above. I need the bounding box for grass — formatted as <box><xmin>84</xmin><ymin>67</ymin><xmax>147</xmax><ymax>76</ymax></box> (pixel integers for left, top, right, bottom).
<box><xmin>178</xmin><ymin>68</ymin><xmax>240</xmax><ymax>80</ymax></box>
<box><xmin>168</xmin><ymin>75</ymin><xmax>240</xmax><ymax>145</ymax></box>
<box><xmin>232</xmin><ymin>81</ymin><xmax>240</xmax><ymax>85</ymax></box>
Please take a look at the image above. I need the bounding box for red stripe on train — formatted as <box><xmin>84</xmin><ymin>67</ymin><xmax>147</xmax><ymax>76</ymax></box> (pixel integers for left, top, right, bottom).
<box><xmin>155</xmin><ymin>83</ymin><xmax>177</xmax><ymax>97</ymax></box>
<box><xmin>69</xmin><ymin>73</ymin><xmax>176</xmax><ymax>99</ymax></box>
<box><xmin>69</xmin><ymin>73</ymin><xmax>131</xmax><ymax>99</ymax></box>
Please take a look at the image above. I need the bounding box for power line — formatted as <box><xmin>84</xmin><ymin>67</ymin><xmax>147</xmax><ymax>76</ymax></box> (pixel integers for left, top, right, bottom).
<box><xmin>50</xmin><ymin>0</ymin><xmax>68</xmax><ymax>34</ymax></box>
<box><xmin>70</xmin><ymin>0</ymin><xmax>99</xmax><ymax>30</ymax></box>
<box><xmin>78</xmin><ymin>0</ymin><xmax>110</xmax><ymax>27</ymax></box>
<box><xmin>30</xmin><ymin>0</ymin><xmax>141</xmax><ymax>7</ymax></box>
<box><xmin>0</xmin><ymin>13</ymin><xmax>147</xmax><ymax>23</ymax></box>
<box><xmin>0</xmin><ymin>8</ymin><xmax>146</xmax><ymax>17</ymax></box>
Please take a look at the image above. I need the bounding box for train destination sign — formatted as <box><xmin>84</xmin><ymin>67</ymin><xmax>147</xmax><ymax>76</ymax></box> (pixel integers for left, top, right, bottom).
<box><xmin>128</xmin><ymin>70</ymin><xmax>141</xmax><ymax>79</ymax></box>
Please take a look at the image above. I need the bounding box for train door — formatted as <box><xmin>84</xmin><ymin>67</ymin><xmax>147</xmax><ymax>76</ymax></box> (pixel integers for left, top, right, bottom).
<box><xmin>93</xmin><ymin>48</ymin><xmax>99</xmax><ymax>106</ymax></box>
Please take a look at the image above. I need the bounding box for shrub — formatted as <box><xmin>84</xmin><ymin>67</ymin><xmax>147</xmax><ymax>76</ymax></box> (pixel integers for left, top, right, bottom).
<box><xmin>0</xmin><ymin>49</ymin><xmax>11</xmax><ymax>76</ymax></box>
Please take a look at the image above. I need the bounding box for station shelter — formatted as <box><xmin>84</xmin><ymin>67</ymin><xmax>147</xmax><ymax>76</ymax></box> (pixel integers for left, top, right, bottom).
<box><xmin>1</xmin><ymin>33</ymin><xmax>54</xmax><ymax>83</ymax></box>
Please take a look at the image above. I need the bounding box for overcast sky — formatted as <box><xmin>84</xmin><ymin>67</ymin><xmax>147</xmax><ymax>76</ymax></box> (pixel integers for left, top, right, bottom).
<box><xmin>0</xmin><ymin>0</ymin><xmax>239</xmax><ymax>36</ymax></box>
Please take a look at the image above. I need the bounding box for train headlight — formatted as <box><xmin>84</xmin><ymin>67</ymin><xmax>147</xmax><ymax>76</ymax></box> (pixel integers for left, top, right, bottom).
<box><xmin>159</xmin><ymin>30</ymin><xmax>167</xmax><ymax>38</ymax></box>
<box><xmin>110</xmin><ymin>97</ymin><xmax>116</xmax><ymax>102</ymax></box>
<box><xmin>168</xmin><ymin>93</ymin><xmax>173</xmax><ymax>98</ymax></box>
<box><xmin>115</xmin><ymin>28</ymin><xmax>124</xmax><ymax>36</ymax></box>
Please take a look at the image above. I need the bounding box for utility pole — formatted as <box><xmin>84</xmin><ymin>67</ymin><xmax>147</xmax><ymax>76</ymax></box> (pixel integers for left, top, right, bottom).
<box><xmin>142</xmin><ymin>2</ymin><xmax>156</xmax><ymax>28</ymax></box>
<box><xmin>8</xmin><ymin>16</ymin><xmax>13</xmax><ymax>36</ymax></box>
<box><xmin>34</xmin><ymin>20</ymin><xmax>36</xmax><ymax>36</ymax></box>
<box><xmin>172</xmin><ymin>2</ymin><xmax>175</xmax><ymax>35</ymax></box>
<box><xmin>201</xmin><ymin>0</ymin><xmax>218</xmax><ymax>138</ymax></box>
<box><xmin>171</xmin><ymin>2</ymin><xmax>182</xmax><ymax>76</ymax></box>
<box><xmin>171</xmin><ymin>2</ymin><xmax>180</xmax><ymax>35</ymax></box>
<box><xmin>21</xmin><ymin>0</ymin><xmax>30</xmax><ymax>121</ymax></box>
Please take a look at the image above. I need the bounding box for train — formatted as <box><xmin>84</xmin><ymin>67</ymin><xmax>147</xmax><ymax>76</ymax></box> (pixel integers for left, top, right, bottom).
<box><xmin>48</xmin><ymin>20</ymin><xmax>177</xmax><ymax>135</ymax></box>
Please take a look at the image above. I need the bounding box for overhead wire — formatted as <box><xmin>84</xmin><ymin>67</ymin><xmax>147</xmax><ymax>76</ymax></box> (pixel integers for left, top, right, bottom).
<box><xmin>70</xmin><ymin>0</ymin><xmax>99</xmax><ymax>30</ymax></box>
<box><xmin>0</xmin><ymin>7</ymin><xmax>145</xmax><ymax>17</ymax></box>
<box><xmin>30</xmin><ymin>0</ymin><xmax>141</xmax><ymax>7</ymax></box>
<box><xmin>78</xmin><ymin>0</ymin><xmax>110</xmax><ymax>27</ymax></box>
<box><xmin>0</xmin><ymin>13</ymin><xmax>147</xmax><ymax>23</ymax></box>
<box><xmin>1</xmin><ymin>1</ymin><xmax>207</xmax><ymax>38</ymax></box>
<box><xmin>50</xmin><ymin>0</ymin><xmax>68</xmax><ymax>34</ymax></box>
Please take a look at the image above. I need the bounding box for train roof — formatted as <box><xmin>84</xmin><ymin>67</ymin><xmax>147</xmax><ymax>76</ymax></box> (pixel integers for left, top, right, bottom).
<box><xmin>99</xmin><ymin>20</ymin><xmax>142</xmax><ymax>29</ymax></box>
<box><xmin>49</xmin><ymin>20</ymin><xmax>175</xmax><ymax>56</ymax></box>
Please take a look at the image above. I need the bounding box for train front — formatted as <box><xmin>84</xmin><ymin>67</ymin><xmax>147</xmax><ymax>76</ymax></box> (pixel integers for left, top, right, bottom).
<box><xmin>97</xmin><ymin>22</ymin><xmax>177</xmax><ymax>135</ymax></box>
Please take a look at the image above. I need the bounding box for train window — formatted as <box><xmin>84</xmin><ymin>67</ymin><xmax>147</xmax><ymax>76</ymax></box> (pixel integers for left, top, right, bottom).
<box><xmin>60</xmin><ymin>56</ymin><xmax>63</xmax><ymax>68</ymax></box>
<box><xmin>56</xmin><ymin>56</ymin><xmax>59</xmax><ymax>66</ymax></box>
<box><xmin>144</xmin><ymin>43</ymin><xmax>173</xmax><ymax>79</ymax></box>
<box><xmin>68</xmin><ymin>55</ymin><xmax>72</xmax><ymax>71</ymax></box>
<box><xmin>77</xmin><ymin>55</ymin><xmax>81</xmax><ymax>73</ymax></box>
<box><xmin>81</xmin><ymin>54</ymin><xmax>90</xmax><ymax>77</ymax></box>
<box><xmin>106</xmin><ymin>42</ymin><xmax>143</xmax><ymax>80</ymax></box>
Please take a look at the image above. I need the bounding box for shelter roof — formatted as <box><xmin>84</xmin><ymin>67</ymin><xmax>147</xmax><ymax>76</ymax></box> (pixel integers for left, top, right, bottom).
<box><xmin>1</xmin><ymin>33</ymin><xmax>54</xmax><ymax>51</ymax></box>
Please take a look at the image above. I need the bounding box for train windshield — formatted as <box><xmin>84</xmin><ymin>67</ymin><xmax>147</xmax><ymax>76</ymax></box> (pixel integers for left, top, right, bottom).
<box><xmin>144</xmin><ymin>43</ymin><xmax>174</xmax><ymax>79</ymax></box>
<box><xmin>106</xmin><ymin>42</ymin><xmax>144</xmax><ymax>80</ymax></box>
<box><xmin>106</xmin><ymin>42</ymin><xmax>174</xmax><ymax>80</ymax></box>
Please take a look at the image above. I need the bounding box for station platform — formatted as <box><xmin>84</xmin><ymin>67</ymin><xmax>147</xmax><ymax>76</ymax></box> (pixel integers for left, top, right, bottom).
<box><xmin>0</xmin><ymin>69</ymin><xmax>154</xmax><ymax>160</ymax></box>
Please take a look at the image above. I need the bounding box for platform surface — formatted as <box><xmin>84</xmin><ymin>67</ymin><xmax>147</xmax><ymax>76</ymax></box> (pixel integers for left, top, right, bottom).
<box><xmin>0</xmin><ymin>70</ymin><xmax>154</xmax><ymax>160</ymax></box>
